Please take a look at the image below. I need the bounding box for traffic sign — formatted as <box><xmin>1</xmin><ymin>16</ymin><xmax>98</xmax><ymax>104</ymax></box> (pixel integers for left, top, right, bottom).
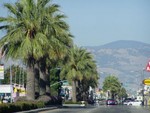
<box><xmin>146</xmin><ymin>61</ymin><xmax>150</xmax><ymax>72</ymax></box>
<box><xmin>143</xmin><ymin>79</ymin><xmax>150</xmax><ymax>85</ymax></box>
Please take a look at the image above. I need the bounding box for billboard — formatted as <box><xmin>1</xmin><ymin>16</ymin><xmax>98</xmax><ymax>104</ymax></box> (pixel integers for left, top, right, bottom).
<box><xmin>0</xmin><ymin>85</ymin><xmax>11</xmax><ymax>93</ymax></box>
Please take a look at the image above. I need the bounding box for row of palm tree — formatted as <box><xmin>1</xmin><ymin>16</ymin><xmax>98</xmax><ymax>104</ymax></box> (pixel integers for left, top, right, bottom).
<box><xmin>103</xmin><ymin>75</ymin><xmax>127</xmax><ymax>99</ymax></box>
<box><xmin>0</xmin><ymin>0</ymin><xmax>98</xmax><ymax>102</ymax></box>
<box><xmin>60</xmin><ymin>46</ymin><xmax>99</xmax><ymax>102</ymax></box>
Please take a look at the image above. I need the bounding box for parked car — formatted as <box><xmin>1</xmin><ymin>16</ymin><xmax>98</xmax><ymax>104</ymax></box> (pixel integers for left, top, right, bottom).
<box><xmin>123</xmin><ymin>100</ymin><xmax>133</xmax><ymax>105</ymax></box>
<box><xmin>123</xmin><ymin>98</ymin><xmax>134</xmax><ymax>105</ymax></box>
<box><xmin>127</xmin><ymin>100</ymin><xmax>142</xmax><ymax>106</ymax></box>
<box><xmin>2</xmin><ymin>99</ymin><xmax>9</xmax><ymax>103</ymax></box>
<box><xmin>106</xmin><ymin>99</ymin><xmax>117</xmax><ymax>105</ymax></box>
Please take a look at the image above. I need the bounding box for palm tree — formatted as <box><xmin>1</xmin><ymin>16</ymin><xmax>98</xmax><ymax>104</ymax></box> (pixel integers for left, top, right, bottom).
<box><xmin>76</xmin><ymin>50</ymin><xmax>98</xmax><ymax>101</ymax></box>
<box><xmin>79</xmin><ymin>62</ymin><xmax>98</xmax><ymax>101</ymax></box>
<box><xmin>60</xmin><ymin>46</ymin><xmax>98</xmax><ymax>102</ymax></box>
<box><xmin>35</xmin><ymin>0</ymin><xmax>73</xmax><ymax>96</ymax></box>
<box><xmin>103</xmin><ymin>75</ymin><xmax>122</xmax><ymax>99</ymax></box>
<box><xmin>0</xmin><ymin>0</ymin><xmax>49</xmax><ymax>100</ymax></box>
<box><xmin>0</xmin><ymin>0</ymin><xmax>73</xmax><ymax>100</ymax></box>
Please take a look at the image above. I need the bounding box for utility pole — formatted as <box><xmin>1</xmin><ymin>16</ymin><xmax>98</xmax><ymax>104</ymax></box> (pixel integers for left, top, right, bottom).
<box><xmin>142</xmin><ymin>69</ymin><xmax>145</xmax><ymax>106</ymax></box>
<box><xmin>10</xmin><ymin>65</ymin><xmax>13</xmax><ymax>103</ymax></box>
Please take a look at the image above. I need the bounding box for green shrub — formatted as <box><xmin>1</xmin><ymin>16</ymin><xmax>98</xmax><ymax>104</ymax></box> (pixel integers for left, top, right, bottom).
<box><xmin>20</xmin><ymin>102</ymin><xmax>32</xmax><ymax>110</ymax></box>
<box><xmin>8</xmin><ymin>103</ymin><xmax>22</xmax><ymax>112</ymax></box>
<box><xmin>36</xmin><ymin>101</ymin><xmax>45</xmax><ymax>108</ymax></box>
<box><xmin>0</xmin><ymin>101</ymin><xmax>46</xmax><ymax>113</ymax></box>
<box><xmin>0</xmin><ymin>104</ymin><xmax>10</xmax><ymax>113</ymax></box>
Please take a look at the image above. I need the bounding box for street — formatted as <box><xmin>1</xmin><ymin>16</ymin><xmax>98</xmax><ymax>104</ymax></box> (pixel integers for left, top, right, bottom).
<box><xmin>38</xmin><ymin>105</ymin><xmax>150</xmax><ymax>113</ymax></box>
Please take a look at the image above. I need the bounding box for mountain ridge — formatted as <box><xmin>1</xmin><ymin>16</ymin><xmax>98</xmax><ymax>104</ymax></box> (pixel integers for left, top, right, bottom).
<box><xmin>85</xmin><ymin>40</ymin><xmax>150</xmax><ymax>49</ymax></box>
<box><xmin>85</xmin><ymin>40</ymin><xmax>150</xmax><ymax>94</ymax></box>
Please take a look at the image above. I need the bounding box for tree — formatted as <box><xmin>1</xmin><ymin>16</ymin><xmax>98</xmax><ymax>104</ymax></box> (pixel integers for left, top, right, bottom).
<box><xmin>77</xmin><ymin>53</ymin><xmax>98</xmax><ymax>101</ymax></box>
<box><xmin>102</xmin><ymin>75</ymin><xmax>122</xmax><ymax>99</ymax></box>
<box><xmin>37</xmin><ymin>0</ymin><xmax>73</xmax><ymax>96</ymax></box>
<box><xmin>60</xmin><ymin>46</ymin><xmax>98</xmax><ymax>102</ymax></box>
<box><xmin>0</xmin><ymin>0</ymin><xmax>73</xmax><ymax>100</ymax></box>
<box><xmin>118</xmin><ymin>87</ymin><xmax>128</xmax><ymax>100</ymax></box>
<box><xmin>0</xmin><ymin>0</ymin><xmax>49</xmax><ymax>100</ymax></box>
<box><xmin>49</xmin><ymin>68</ymin><xmax>61</xmax><ymax>96</ymax></box>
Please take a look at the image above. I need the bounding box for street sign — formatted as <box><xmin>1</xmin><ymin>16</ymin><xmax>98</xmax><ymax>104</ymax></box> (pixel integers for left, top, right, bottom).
<box><xmin>0</xmin><ymin>64</ymin><xmax>4</xmax><ymax>79</ymax></box>
<box><xmin>143</xmin><ymin>79</ymin><xmax>150</xmax><ymax>85</ymax></box>
<box><xmin>146</xmin><ymin>61</ymin><xmax>150</xmax><ymax>72</ymax></box>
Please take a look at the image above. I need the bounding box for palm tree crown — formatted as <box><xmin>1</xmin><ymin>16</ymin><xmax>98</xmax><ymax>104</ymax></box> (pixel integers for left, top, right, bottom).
<box><xmin>0</xmin><ymin>0</ymin><xmax>73</xmax><ymax>100</ymax></box>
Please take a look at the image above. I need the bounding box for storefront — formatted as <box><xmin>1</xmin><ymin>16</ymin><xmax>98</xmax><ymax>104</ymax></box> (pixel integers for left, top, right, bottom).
<box><xmin>0</xmin><ymin>85</ymin><xmax>12</xmax><ymax>103</ymax></box>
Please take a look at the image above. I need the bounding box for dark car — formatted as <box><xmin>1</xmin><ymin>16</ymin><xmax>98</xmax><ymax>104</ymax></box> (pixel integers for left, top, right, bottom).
<box><xmin>106</xmin><ymin>99</ymin><xmax>117</xmax><ymax>105</ymax></box>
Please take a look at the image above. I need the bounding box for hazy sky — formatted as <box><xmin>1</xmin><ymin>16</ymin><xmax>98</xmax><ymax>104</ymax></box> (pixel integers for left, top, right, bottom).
<box><xmin>0</xmin><ymin>0</ymin><xmax>150</xmax><ymax>46</ymax></box>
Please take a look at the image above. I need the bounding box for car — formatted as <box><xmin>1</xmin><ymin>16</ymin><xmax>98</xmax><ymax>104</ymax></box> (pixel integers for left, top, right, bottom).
<box><xmin>127</xmin><ymin>100</ymin><xmax>142</xmax><ymax>106</ymax></box>
<box><xmin>123</xmin><ymin>100</ymin><xmax>133</xmax><ymax>105</ymax></box>
<box><xmin>2</xmin><ymin>99</ymin><xmax>9</xmax><ymax>103</ymax></box>
<box><xmin>123</xmin><ymin>98</ymin><xmax>135</xmax><ymax>105</ymax></box>
<box><xmin>106</xmin><ymin>99</ymin><xmax>117</xmax><ymax>105</ymax></box>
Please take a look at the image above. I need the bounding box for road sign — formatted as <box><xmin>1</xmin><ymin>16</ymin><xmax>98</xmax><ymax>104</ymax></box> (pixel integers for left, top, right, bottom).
<box><xmin>143</xmin><ymin>79</ymin><xmax>150</xmax><ymax>85</ymax></box>
<box><xmin>146</xmin><ymin>61</ymin><xmax>150</xmax><ymax>72</ymax></box>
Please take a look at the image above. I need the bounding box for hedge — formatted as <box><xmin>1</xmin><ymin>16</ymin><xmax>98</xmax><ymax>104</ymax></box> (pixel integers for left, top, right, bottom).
<box><xmin>0</xmin><ymin>101</ymin><xmax>45</xmax><ymax>113</ymax></box>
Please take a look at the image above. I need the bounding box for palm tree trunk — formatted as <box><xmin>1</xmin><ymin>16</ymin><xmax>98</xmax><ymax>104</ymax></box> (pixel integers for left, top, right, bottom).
<box><xmin>39</xmin><ymin>58</ymin><xmax>47</xmax><ymax>96</ymax></box>
<box><xmin>39</xmin><ymin>70</ymin><xmax>46</xmax><ymax>96</ymax></box>
<box><xmin>46</xmin><ymin>68</ymin><xmax>50</xmax><ymax>96</ymax></box>
<box><xmin>26</xmin><ymin>65</ymin><xmax>35</xmax><ymax>100</ymax></box>
<box><xmin>72</xmin><ymin>80</ymin><xmax>77</xmax><ymax>102</ymax></box>
<box><xmin>34</xmin><ymin>63</ymin><xmax>40</xmax><ymax>99</ymax></box>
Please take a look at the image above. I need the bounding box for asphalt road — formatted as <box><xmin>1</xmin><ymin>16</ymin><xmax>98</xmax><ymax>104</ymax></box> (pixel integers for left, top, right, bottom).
<box><xmin>38</xmin><ymin>105</ymin><xmax>150</xmax><ymax>113</ymax></box>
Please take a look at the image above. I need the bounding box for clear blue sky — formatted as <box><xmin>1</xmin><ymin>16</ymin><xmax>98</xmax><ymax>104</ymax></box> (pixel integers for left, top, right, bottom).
<box><xmin>0</xmin><ymin>0</ymin><xmax>150</xmax><ymax>46</ymax></box>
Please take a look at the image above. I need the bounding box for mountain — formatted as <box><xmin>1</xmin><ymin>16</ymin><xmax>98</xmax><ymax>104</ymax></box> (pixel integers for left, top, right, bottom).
<box><xmin>85</xmin><ymin>40</ymin><xmax>150</xmax><ymax>94</ymax></box>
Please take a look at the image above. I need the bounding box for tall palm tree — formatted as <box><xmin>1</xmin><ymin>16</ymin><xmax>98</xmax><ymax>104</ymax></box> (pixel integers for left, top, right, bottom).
<box><xmin>35</xmin><ymin>0</ymin><xmax>73</xmax><ymax>96</ymax></box>
<box><xmin>0</xmin><ymin>0</ymin><xmax>49</xmax><ymax>100</ymax></box>
<box><xmin>60</xmin><ymin>46</ymin><xmax>98</xmax><ymax>102</ymax></box>
<box><xmin>0</xmin><ymin>0</ymin><xmax>73</xmax><ymax>100</ymax></box>
<box><xmin>78</xmin><ymin>61</ymin><xmax>98</xmax><ymax>101</ymax></box>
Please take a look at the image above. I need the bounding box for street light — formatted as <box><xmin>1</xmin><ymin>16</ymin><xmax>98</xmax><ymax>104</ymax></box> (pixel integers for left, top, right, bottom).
<box><xmin>50</xmin><ymin>80</ymin><xmax>67</xmax><ymax>87</ymax></box>
<box><xmin>142</xmin><ymin>69</ymin><xmax>145</xmax><ymax>106</ymax></box>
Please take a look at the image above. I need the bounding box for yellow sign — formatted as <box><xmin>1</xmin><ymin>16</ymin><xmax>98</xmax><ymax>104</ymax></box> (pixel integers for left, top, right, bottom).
<box><xmin>143</xmin><ymin>79</ymin><xmax>150</xmax><ymax>85</ymax></box>
<box><xmin>0</xmin><ymin>64</ymin><xmax>4</xmax><ymax>79</ymax></box>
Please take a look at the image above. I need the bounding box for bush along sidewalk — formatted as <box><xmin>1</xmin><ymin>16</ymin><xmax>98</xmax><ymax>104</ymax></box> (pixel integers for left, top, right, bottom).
<box><xmin>0</xmin><ymin>101</ymin><xmax>45</xmax><ymax>113</ymax></box>
<box><xmin>0</xmin><ymin>96</ymin><xmax>63</xmax><ymax>113</ymax></box>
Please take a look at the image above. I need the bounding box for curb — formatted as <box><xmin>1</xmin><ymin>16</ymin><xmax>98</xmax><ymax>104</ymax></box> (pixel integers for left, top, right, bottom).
<box><xmin>62</xmin><ymin>104</ymin><xmax>86</xmax><ymax>108</ymax></box>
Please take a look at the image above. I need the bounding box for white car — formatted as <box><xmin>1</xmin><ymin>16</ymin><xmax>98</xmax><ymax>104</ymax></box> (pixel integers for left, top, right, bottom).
<box><xmin>127</xmin><ymin>100</ymin><xmax>142</xmax><ymax>106</ymax></box>
<box><xmin>123</xmin><ymin>100</ymin><xmax>132</xmax><ymax>105</ymax></box>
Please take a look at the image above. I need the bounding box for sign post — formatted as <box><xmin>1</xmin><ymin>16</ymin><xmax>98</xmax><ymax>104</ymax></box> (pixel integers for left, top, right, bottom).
<box><xmin>142</xmin><ymin>60</ymin><xmax>150</xmax><ymax>106</ymax></box>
